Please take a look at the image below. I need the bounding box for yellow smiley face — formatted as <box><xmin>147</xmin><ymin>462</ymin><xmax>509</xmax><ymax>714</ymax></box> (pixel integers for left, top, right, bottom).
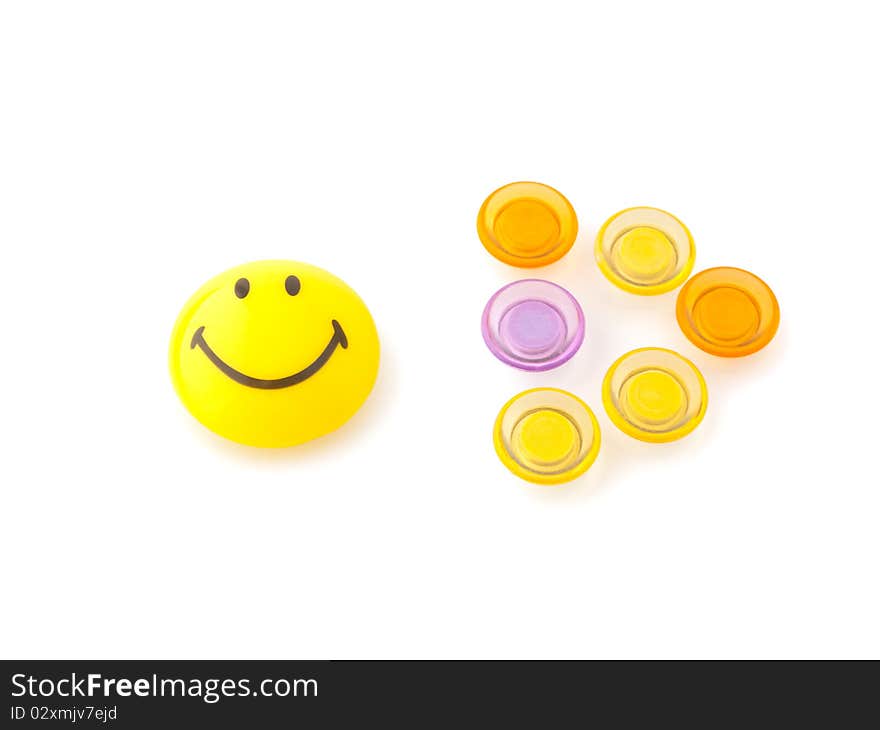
<box><xmin>169</xmin><ymin>260</ymin><xmax>380</xmax><ymax>447</ymax></box>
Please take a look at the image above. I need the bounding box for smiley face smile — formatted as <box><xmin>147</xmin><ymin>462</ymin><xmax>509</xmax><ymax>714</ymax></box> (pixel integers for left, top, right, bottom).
<box><xmin>190</xmin><ymin>319</ymin><xmax>348</xmax><ymax>390</ymax></box>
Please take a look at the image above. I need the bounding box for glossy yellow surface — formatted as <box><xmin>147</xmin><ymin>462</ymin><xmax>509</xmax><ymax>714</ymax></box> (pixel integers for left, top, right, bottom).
<box><xmin>494</xmin><ymin>388</ymin><xmax>600</xmax><ymax>485</ymax></box>
<box><xmin>595</xmin><ymin>207</ymin><xmax>695</xmax><ymax>295</ymax></box>
<box><xmin>169</xmin><ymin>260</ymin><xmax>380</xmax><ymax>447</ymax></box>
<box><xmin>603</xmin><ymin>348</ymin><xmax>707</xmax><ymax>443</ymax></box>
<box><xmin>512</xmin><ymin>410</ymin><xmax>579</xmax><ymax>467</ymax></box>
<box><xmin>677</xmin><ymin>267</ymin><xmax>780</xmax><ymax>357</ymax></box>
<box><xmin>478</xmin><ymin>182</ymin><xmax>578</xmax><ymax>267</ymax></box>
<box><xmin>620</xmin><ymin>370</ymin><xmax>686</xmax><ymax>426</ymax></box>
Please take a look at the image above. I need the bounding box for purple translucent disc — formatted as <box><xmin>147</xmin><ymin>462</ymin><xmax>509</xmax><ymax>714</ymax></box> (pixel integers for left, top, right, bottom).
<box><xmin>481</xmin><ymin>279</ymin><xmax>585</xmax><ymax>371</ymax></box>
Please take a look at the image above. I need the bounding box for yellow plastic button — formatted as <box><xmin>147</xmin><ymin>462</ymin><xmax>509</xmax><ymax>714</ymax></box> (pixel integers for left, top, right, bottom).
<box><xmin>603</xmin><ymin>348</ymin><xmax>707</xmax><ymax>442</ymax></box>
<box><xmin>494</xmin><ymin>388</ymin><xmax>600</xmax><ymax>484</ymax></box>
<box><xmin>595</xmin><ymin>207</ymin><xmax>695</xmax><ymax>295</ymax></box>
<box><xmin>478</xmin><ymin>182</ymin><xmax>578</xmax><ymax>267</ymax></box>
<box><xmin>677</xmin><ymin>267</ymin><xmax>780</xmax><ymax>357</ymax></box>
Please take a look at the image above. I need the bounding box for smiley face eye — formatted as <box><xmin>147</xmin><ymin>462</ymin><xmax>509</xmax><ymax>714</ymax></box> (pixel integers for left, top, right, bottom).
<box><xmin>285</xmin><ymin>275</ymin><xmax>301</xmax><ymax>296</ymax></box>
<box><xmin>234</xmin><ymin>278</ymin><xmax>250</xmax><ymax>299</ymax></box>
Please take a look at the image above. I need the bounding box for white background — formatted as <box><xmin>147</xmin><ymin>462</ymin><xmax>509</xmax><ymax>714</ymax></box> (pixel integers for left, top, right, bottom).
<box><xmin>1</xmin><ymin>1</ymin><xmax>878</xmax><ymax>659</ymax></box>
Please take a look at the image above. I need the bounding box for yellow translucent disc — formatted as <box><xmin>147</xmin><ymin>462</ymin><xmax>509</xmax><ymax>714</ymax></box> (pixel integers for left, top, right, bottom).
<box><xmin>596</xmin><ymin>207</ymin><xmax>695</xmax><ymax>295</ymax></box>
<box><xmin>602</xmin><ymin>348</ymin><xmax>707</xmax><ymax>442</ymax></box>
<box><xmin>493</xmin><ymin>388</ymin><xmax>600</xmax><ymax>485</ymax></box>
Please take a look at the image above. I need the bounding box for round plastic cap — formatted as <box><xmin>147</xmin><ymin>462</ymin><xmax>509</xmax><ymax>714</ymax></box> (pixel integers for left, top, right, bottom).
<box><xmin>603</xmin><ymin>348</ymin><xmax>707</xmax><ymax>442</ymax></box>
<box><xmin>595</xmin><ymin>207</ymin><xmax>695</xmax><ymax>295</ymax></box>
<box><xmin>482</xmin><ymin>279</ymin><xmax>585</xmax><ymax>371</ymax></box>
<box><xmin>676</xmin><ymin>267</ymin><xmax>779</xmax><ymax>357</ymax></box>
<box><xmin>494</xmin><ymin>388</ymin><xmax>601</xmax><ymax>484</ymax></box>
<box><xmin>478</xmin><ymin>182</ymin><xmax>578</xmax><ymax>267</ymax></box>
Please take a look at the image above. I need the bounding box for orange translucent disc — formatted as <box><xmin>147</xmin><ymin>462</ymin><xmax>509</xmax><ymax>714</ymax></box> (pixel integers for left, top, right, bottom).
<box><xmin>477</xmin><ymin>182</ymin><xmax>578</xmax><ymax>267</ymax></box>
<box><xmin>676</xmin><ymin>267</ymin><xmax>779</xmax><ymax>357</ymax></box>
